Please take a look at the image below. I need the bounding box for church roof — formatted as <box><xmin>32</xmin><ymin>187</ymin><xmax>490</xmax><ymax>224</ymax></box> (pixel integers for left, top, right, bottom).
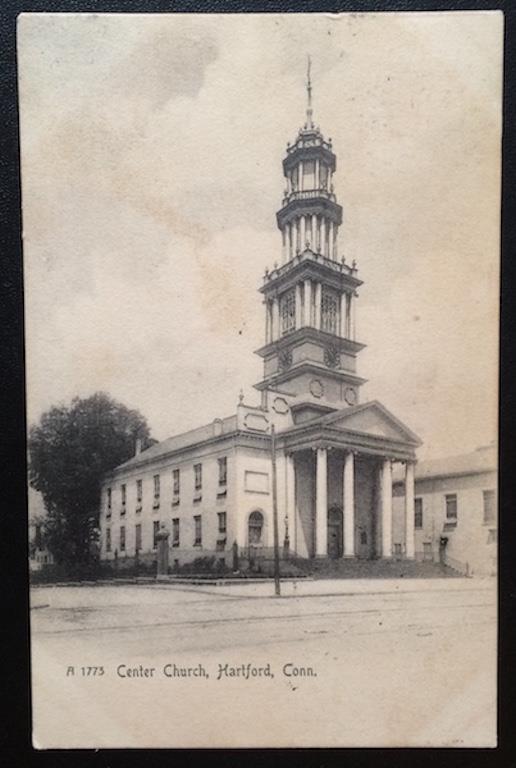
<box><xmin>393</xmin><ymin>444</ymin><xmax>497</xmax><ymax>482</ymax></box>
<box><xmin>115</xmin><ymin>414</ymin><xmax>238</xmax><ymax>472</ymax></box>
<box><xmin>316</xmin><ymin>400</ymin><xmax>422</xmax><ymax>445</ymax></box>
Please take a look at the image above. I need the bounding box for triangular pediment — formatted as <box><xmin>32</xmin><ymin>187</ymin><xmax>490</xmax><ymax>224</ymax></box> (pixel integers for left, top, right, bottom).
<box><xmin>320</xmin><ymin>401</ymin><xmax>421</xmax><ymax>445</ymax></box>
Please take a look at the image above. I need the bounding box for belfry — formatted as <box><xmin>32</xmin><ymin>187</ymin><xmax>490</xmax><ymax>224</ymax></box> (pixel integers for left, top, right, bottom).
<box><xmin>256</xmin><ymin>59</ymin><xmax>365</xmax><ymax>417</ymax></box>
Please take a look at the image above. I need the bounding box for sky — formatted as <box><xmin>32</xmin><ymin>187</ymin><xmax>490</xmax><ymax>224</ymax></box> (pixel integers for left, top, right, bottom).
<box><xmin>18</xmin><ymin>11</ymin><xmax>502</xmax><ymax>460</ymax></box>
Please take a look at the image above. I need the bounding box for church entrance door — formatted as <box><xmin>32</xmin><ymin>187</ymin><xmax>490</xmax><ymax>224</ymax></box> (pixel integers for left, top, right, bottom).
<box><xmin>327</xmin><ymin>506</ymin><xmax>343</xmax><ymax>559</ymax></box>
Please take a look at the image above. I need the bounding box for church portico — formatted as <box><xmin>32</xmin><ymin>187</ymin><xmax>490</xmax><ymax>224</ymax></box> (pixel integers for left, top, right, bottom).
<box><xmin>282</xmin><ymin>406</ymin><xmax>420</xmax><ymax>561</ymax></box>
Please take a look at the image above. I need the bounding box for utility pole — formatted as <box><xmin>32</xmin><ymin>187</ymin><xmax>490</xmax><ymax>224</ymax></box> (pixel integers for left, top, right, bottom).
<box><xmin>271</xmin><ymin>424</ymin><xmax>281</xmax><ymax>596</ymax></box>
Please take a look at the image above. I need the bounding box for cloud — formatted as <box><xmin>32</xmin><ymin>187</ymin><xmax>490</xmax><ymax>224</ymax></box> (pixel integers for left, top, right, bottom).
<box><xmin>19</xmin><ymin>12</ymin><xmax>502</xmax><ymax>457</ymax></box>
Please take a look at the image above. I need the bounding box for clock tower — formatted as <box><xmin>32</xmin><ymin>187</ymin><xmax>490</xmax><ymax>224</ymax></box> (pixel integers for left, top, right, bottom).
<box><xmin>255</xmin><ymin>61</ymin><xmax>367</xmax><ymax>421</ymax></box>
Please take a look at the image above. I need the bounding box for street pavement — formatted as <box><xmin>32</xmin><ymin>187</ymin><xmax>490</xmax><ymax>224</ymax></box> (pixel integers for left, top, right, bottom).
<box><xmin>30</xmin><ymin>577</ymin><xmax>497</xmax><ymax>748</ymax></box>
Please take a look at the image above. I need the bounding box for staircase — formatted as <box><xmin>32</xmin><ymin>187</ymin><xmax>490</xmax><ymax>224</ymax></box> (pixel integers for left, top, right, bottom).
<box><xmin>282</xmin><ymin>557</ymin><xmax>460</xmax><ymax>580</ymax></box>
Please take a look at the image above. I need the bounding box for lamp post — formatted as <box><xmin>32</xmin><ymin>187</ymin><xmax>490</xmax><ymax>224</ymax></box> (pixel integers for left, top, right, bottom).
<box><xmin>271</xmin><ymin>424</ymin><xmax>281</xmax><ymax>596</ymax></box>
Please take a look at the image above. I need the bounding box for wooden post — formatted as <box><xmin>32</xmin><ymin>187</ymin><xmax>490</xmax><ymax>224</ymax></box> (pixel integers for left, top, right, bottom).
<box><xmin>271</xmin><ymin>425</ymin><xmax>281</xmax><ymax>596</ymax></box>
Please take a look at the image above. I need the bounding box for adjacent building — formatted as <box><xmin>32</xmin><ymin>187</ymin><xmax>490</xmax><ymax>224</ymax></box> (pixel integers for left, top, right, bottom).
<box><xmin>99</xmin><ymin>72</ymin><xmax>424</xmax><ymax>569</ymax></box>
<box><xmin>393</xmin><ymin>445</ymin><xmax>497</xmax><ymax>575</ymax></box>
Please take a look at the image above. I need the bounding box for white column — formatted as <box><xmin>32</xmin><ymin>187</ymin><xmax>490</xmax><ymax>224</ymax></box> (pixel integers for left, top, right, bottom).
<box><xmin>315</xmin><ymin>158</ymin><xmax>320</xmax><ymax>189</ymax></box>
<box><xmin>304</xmin><ymin>279</ymin><xmax>312</xmax><ymax>326</ymax></box>
<box><xmin>329</xmin><ymin>221</ymin><xmax>334</xmax><ymax>258</ymax></box>
<box><xmin>352</xmin><ymin>292</ymin><xmax>357</xmax><ymax>340</ymax></box>
<box><xmin>265</xmin><ymin>300</ymin><xmax>270</xmax><ymax>343</ymax></box>
<box><xmin>286</xmin><ymin>453</ymin><xmax>296</xmax><ymax>552</ymax></box>
<box><xmin>314</xmin><ymin>282</ymin><xmax>322</xmax><ymax>330</ymax></box>
<box><xmin>272</xmin><ymin>297</ymin><xmax>280</xmax><ymax>341</ymax></box>
<box><xmin>295</xmin><ymin>283</ymin><xmax>302</xmax><ymax>330</ymax></box>
<box><xmin>311</xmin><ymin>214</ymin><xmax>317</xmax><ymax>249</ymax></box>
<box><xmin>315</xmin><ymin>448</ymin><xmax>328</xmax><ymax>557</ymax></box>
<box><xmin>340</xmin><ymin>293</ymin><xmax>347</xmax><ymax>338</ymax></box>
<box><xmin>381</xmin><ymin>459</ymin><xmax>393</xmax><ymax>558</ymax></box>
<box><xmin>346</xmin><ymin>294</ymin><xmax>352</xmax><ymax>338</ymax></box>
<box><xmin>405</xmin><ymin>462</ymin><xmax>415</xmax><ymax>559</ymax></box>
<box><xmin>299</xmin><ymin>161</ymin><xmax>304</xmax><ymax>191</ymax></box>
<box><xmin>320</xmin><ymin>218</ymin><xmax>326</xmax><ymax>256</ymax></box>
<box><xmin>343</xmin><ymin>452</ymin><xmax>355</xmax><ymax>557</ymax></box>
<box><xmin>300</xmin><ymin>216</ymin><xmax>306</xmax><ymax>251</ymax></box>
<box><xmin>281</xmin><ymin>229</ymin><xmax>287</xmax><ymax>263</ymax></box>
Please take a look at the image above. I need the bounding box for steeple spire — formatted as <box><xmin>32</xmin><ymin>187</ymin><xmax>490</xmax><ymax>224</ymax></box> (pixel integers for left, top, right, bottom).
<box><xmin>306</xmin><ymin>54</ymin><xmax>313</xmax><ymax>128</ymax></box>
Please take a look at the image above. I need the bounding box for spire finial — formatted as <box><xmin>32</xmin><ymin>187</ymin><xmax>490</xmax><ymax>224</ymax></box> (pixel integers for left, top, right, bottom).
<box><xmin>306</xmin><ymin>54</ymin><xmax>313</xmax><ymax>128</ymax></box>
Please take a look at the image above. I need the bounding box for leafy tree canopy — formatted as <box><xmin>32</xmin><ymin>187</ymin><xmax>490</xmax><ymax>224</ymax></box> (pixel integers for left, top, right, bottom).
<box><xmin>28</xmin><ymin>392</ymin><xmax>154</xmax><ymax>565</ymax></box>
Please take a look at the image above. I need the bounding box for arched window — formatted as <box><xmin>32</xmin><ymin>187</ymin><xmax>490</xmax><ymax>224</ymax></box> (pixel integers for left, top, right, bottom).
<box><xmin>248</xmin><ymin>510</ymin><xmax>264</xmax><ymax>546</ymax></box>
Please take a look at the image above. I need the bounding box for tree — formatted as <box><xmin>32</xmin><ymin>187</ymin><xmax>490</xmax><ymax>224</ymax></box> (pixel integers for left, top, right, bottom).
<box><xmin>28</xmin><ymin>392</ymin><xmax>154</xmax><ymax>567</ymax></box>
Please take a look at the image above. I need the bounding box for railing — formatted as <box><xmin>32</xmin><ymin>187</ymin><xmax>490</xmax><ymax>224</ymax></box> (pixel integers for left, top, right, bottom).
<box><xmin>282</xmin><ymin>188</ymin><xmax>336</xmax><ymax>206</ymax></box>
<box><xmin>263</xmin><ymin>249</ymin><xmax>357</xmax><ymax>283</ymax></box>
<box><xmin>287</xmin><ymin>136</ymin><xmax>333</xmax><ymax>154</ymax></box>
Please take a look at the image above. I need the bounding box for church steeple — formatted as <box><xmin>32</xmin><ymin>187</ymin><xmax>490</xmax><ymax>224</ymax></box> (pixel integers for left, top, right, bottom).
<box><xmin>254</xmin><ymin>64</ymin><xmax>367</xmax><ymax>416</ymax></box>
<box><xmin>306</xmin><ymin>55</ymin><xmax>313</xmax><ymax>129</ymax></box>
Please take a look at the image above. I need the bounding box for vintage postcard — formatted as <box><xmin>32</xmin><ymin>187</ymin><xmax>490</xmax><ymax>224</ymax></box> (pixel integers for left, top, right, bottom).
<box><xmin>20</xmin><ymin>11</ymin><xmax>501</xmax><ymax>748</ymax></box>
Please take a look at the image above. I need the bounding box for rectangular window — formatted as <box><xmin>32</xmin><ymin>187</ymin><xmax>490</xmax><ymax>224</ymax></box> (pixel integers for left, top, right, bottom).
<box><xmin>280</xmin><ymin>288</ymin><xmax>296</xmax><ymax>335</ymax></box>
<box><xmin>172</xmin><ymin>518</ymin><xmax>180</xmax><ymax>547</ymax></box>
<box><xmin>414</xmin><ymin>498</ymin><xmax>423</xmax><ymax>529</ymax></box>
<box><xmin>218</xmin><ymin>511</ymin><xmax>227</xmax><ymax>534</ymax></box>
<box><xmin>106</xmin><ymin>528</ymin><xmax>111</xmax><ymax>552</ymax></box>
<box><xmin>135</xmin><ymin>523</ymin><xmax>142</xmax><ymax>551</ymax></box>
<box><xmin>321</xmin><ymin>286</ymin><xmax>339</xmax><ymax>335</ymax></box>
<box><xmin>218</xmin><ymin>457</ymin><xmax>227</xmax><ymax>487</ymax></box>
<box><xmin>194</xmin><ymin>464</ymin><xmax>202</xmax><ymax>491</ymax></box>
<box><xmin>319</xmin><ymin>163</ymin><xmax>328</xmax><ymax>189</ymax></box>
<box><xmin>120</xmin><ymin>525</ymin><xmax>126</xmax><ymax>552</ymax></box>
<box><xmin>107</xmin><ymin>487</ymin><xmax>112</xmax><ymax>510</ymax></box>
<box><xmin>136</xmin><ymin>479</ymin><xmax>143</xmax><ymax>503</ymax></box>
<box><xmin>121</xmin><ymin>484</ymin><xmax>126</xmax><ymax>506</ymax></box>
<box><xmin>153</xmin><ymin>474</ymin><xmax>160</xmax><ymax>498</ymax></box>
<box><xmin>483</xmin><ymin>490</ymin><xmax>496</xmax><ymax>524</ymax></box>
<box><xmin>291</xmin><ymin>165</ymin><xmax>299</xmax><ymax>192</ymax></box>
<box><xmin>445</xmin><ymin>494</ymin><xmax>458</xmax><ymax>525</ymax></box>
<box><xmin>173</xmin><ymin>468</ymin><xmax>180</xmax><ymax>495</ymax></box>
<box><xmin>194</xmin><ymin>515</ymin><xmax>202</xmax><ymax>546</ymax></box>
<box><xmin>153</xmin><ymin>520</ymin><xmax>160</xmax><ymax>550</ymax></box>
<box><xmin>303</xmin><ymin>159</ymin><xmax>315</xmax><ymax>190</ymax></box>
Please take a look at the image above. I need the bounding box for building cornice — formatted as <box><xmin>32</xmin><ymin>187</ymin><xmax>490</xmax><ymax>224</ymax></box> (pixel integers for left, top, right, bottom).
<box><xmin>254</xmin><ymin>326</ymin><xmax>366</xmax><ymax>358</ymax></box>
<box><xmin>279</xmin><ymin>424</ymin><xmax>418</xmax><ymax>461</ymax></box>
<box><xmin>254</xmin><ymin>361</ymin><xmax>367</xmax><ymax>392</ymax></box>
<box><xmin>276</xmin><ymin>196</ymin><xmax>343</xmax><ymax>229</ymax></box>
<box><xmin>282</xmin><ymin>143</ymin><xmax>336</xmax><ymax>174</ymax></box>
<box><xmin>260</xmin><ymin>250</ymin><xmax>361</xmax><ymax>295</ymax></box>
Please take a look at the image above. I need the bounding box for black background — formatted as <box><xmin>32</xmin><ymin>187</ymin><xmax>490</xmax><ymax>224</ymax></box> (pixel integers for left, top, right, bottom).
<box><xmin>1</xmin><ymin>1</ymin><xmax>514</xmax><ymax>767</ymax></box>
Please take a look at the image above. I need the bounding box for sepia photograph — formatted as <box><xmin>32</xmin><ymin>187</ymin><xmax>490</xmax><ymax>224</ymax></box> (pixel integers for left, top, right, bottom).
<box><xmin>19</xmin><ymin>11</ymin><xmax>501</xmax><ymax>748</ymax></box>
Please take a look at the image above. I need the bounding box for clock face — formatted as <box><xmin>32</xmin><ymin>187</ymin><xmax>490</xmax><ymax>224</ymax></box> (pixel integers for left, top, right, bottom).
<box><xmin>344</xmin><ymin>387</ymin><xmax>357</xmax><ymax>406</ymax></box>
<box><xmin>324</xmin><ymin>345</ymin><xmax>340</xmax><ymax>369</ymax></box>
<box><xmin>278</xmin><ymin>348</ymin><xmax>293</xmax><ymax>372</ymax></box>
<box><xmin>310</xmin><ymin>379</ymin><xmax>324</xmax><ymax>399</ymax></box>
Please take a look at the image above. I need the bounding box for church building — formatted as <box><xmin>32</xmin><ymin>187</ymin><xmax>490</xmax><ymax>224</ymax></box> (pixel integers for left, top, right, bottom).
<box><xmin>99</xmin><ymin>71</ymin><xmax>422</xmax><ymax>568</ymax></box>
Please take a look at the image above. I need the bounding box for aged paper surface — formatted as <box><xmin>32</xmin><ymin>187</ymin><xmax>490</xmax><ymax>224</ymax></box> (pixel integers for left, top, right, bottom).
<box><xmin>20</xmin><ymin>12</ymin><xmax>501</xmax><ymax>748</ymax></box>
